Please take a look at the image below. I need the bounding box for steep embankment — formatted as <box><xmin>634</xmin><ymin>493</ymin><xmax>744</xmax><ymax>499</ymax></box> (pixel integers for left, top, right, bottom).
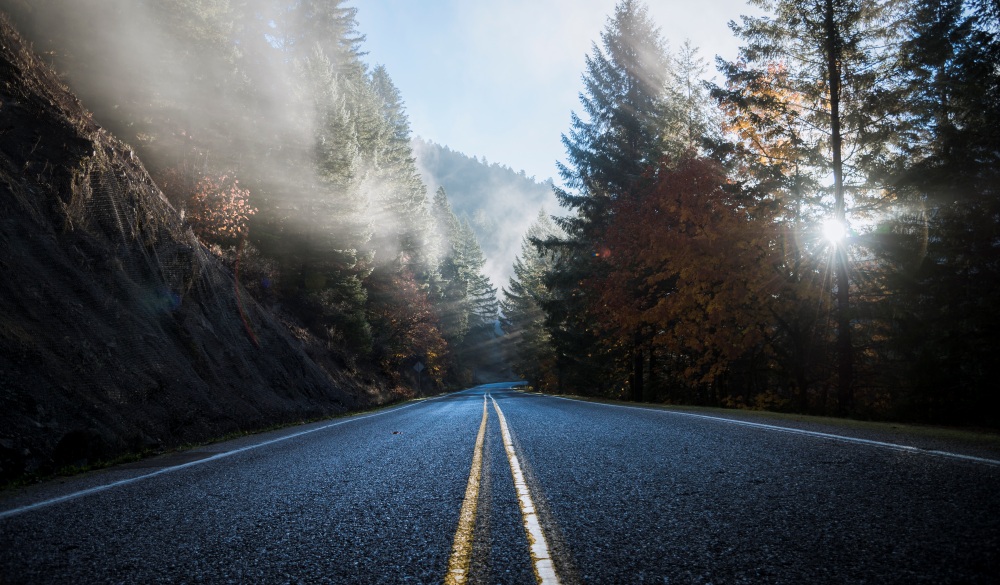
<box><xmin>0</xmin><ymin>15</ymin><xmax>371</xmax><ymax>481</ymax></box>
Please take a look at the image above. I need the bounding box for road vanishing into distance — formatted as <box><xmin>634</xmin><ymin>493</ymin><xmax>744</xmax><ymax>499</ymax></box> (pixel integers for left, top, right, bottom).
<box><xmin>2</xmin><ymin>384</ymin><xmax>999</xmax><ymax>584</ymax></box>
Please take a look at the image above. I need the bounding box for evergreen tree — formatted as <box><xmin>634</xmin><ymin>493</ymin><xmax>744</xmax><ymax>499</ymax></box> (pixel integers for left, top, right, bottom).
<box><xmin>501</xmin><ymin>211</ymin><xmax>561</xmax><ymax>390</ymax></box>
<box><xmin>368</xmin><ymin>66</ymin><xmax>433</xmax><ymax>273</ymax></box>
<box><xmin>457</xmin><ymin>221</ymin><xmax>501</xmax><ymax>380</ymax></box>
<box><xmin>714</xmin><ymin>0</ymin><xmax>902</xmax><ymax>414</ymax></box>
<box><xmin>875</xmin><ymin>0</ymin><xmax>1000</xmax><ymax>423</ymax></box>
<box><xmin>431</xmin><ymin>188</ymin><xmax>471</xmax><ymax>350</ymax></box>
<box><xmin>459</xmin><ymin>220</ymin><xmax>499</xmax><ymax>335</ymax></box>
<box><xmin>288</xmin><ymin>46</ymin><xmax>374</xmax><ymax>349</ymax></box>
<box><xmin>894</xmin><ymin>0</ymin><xmax>1000</xmax><ymax>200</ymax></box>
<box><xmin>543</xmin><ymin>0</ymin><xmax>675</xmax><ymax>397</ymax></box>
<box><xmin>663</xmin><ymin>40</ymin><xmax>718</xmax><ymax>154</ymax></box>
<box><xmin>426</xmin><ymin>187</ymin><xmax>501</xmax><ymax>382</ymax></box>
<box><xmin>290</xmin><ymin>0</ymin><xmax>367</xmax><ymax>79</ymax></box>
<box><xmin>556</xmin><ymin>0</ymin><xmax>671</xmax><ymax>232</ymax></box>
<box><xmin>361</xmin><ymin>65</ymin><xmax>446</xmax><ymax>384</ymax></box>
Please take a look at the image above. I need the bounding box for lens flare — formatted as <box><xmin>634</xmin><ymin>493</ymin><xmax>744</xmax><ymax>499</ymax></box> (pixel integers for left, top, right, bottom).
<box><xmin>821</xmin><ymin>218</ymin><xmax>847</xmax><ymax>245</ymax></box>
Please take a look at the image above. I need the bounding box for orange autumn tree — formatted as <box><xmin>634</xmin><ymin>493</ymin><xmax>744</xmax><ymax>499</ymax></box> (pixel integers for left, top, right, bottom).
<box><xmin>717</xmin><ymin>62</ymin><xmax>811</xmax><ymax>175</ymax></box>
<box><xmin>365</xmin><ymin>268</ymin><xmax>448</xmax><ymax>388</ymax></box>
<box><xmin>591</xmin><ymin>156</ymin><xmax>783</xmax><ymax>400</ymax></box>
<box><xmin>154</xmin><ymin>164</ymin><xmax>258</xmax><ymax>250</ymax></box>
<box><xmin>187</xmin><ymin>173</ymin><xmax>257</xmax><ymax>247</ymax></box>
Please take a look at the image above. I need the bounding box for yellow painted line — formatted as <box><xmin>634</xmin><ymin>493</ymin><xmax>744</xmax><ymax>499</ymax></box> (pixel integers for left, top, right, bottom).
<box><xmin>491</xmin><ymin>396</ymin><xmax>561</xmax><ymax>585</ymax></box>
<box><xmin>444</xmin><ymin>394</ymin><xmax>489</xmax><ymax>585</ymax></box>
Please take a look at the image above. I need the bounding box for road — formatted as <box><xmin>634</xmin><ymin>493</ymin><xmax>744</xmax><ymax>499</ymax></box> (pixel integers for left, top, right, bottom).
<box><xmin>2</xmin><ymin>384</ymin><xmax>998</xmax><ymax>584</ymax></box>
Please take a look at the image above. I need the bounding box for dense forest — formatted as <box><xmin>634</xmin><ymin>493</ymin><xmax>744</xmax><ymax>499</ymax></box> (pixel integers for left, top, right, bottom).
<box><xmin>3</xmin><ymin>0</ymin><xmax>506</xmax><ymax>389</ymax></box>
<box><xmin>4</xmin><ymin>0</ymin><xmax>999</xmax><ymax>428</ymax></box>
<box><xmin>502</xmin><ymin>0</ymin><xmax>1000</xmax><ymax>426</ymax></box>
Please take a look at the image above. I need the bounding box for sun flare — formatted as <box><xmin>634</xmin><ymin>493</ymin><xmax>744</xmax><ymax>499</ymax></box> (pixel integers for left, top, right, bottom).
<box><xmin>821</xmin><ymin>218</ymin><xmax>847</xmax><ymax>245</ymax></box>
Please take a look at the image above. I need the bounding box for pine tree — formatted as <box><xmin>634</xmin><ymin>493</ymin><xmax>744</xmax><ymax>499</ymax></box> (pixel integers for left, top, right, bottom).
<box><xmin>555</xmin><ymin>0</ymin><xmax>671</xmax><ymax>233</ymax></box>
<box><xmin>459</xmin><ymin>220</ymin><xmax>499</xmax><ymax>336</ymax></box>
<box><xmin>361</xmin><ymin>65</ymin><xmax>445</xmax><ymax>383</ymax></box>
<box><xmin>367</xmin><ymin>65</ymin><xmax>433</xmax><ymax>273</ymax></box>
<box><xmin>290</xmin><ymin>0</ymin><xmax>367</xmax><ymax>79</ymax></box>
<box><xmin>876</xmin><ymin>0</ymin><xmax>1000</xmax><ymax>422</ymax></box>
<box><xmin>249</xmin><ymin>18</ymin><xmax>377</xmax><ymax>352</ymax></box>
<box><xmin>663</xmin><ymin>40</ymin><xmax>718</xmax><ymax>154</ymax></box>
<box><xmin>430</xmin><ymin>188</ymin><xmax>471</xmax><ymax>350</ymax></box>
<box><xmin>715</xmin><ymin>0</ymin><xmax>903</xmax><ymax>414</ymax></box>
<box><xmin>543</xmin><ymin>0</ymin><xmax>675</xmax><ymax>397</ymax></box>
<box><xmin>458</xmin><ymin>221</ymin><xmax>501</xmax><ymax>380</ymax></box>
<box><xmin>501</xmin><ymin>212</ymin><xmax>561</xmax><ymax>390</ymax></box>
<box><xmin>426</xmin><ymin>186</ymin><xmax>502</xmax><ymax>382</ymax></box>
<box><xmin>299</xmin><ymin>47</ymin><xmax>374</xmax><ymax>349</ymax></box>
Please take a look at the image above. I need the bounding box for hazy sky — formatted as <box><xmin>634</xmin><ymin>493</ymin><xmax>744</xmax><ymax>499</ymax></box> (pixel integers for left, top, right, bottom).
<box><xmin>355</xmin><ymin>0</ymin><xmax>759</xmax><ymax>185</ymax></box>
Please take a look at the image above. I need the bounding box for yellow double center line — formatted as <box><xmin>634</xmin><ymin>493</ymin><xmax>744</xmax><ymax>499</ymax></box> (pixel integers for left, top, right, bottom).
<box><xmin>444</xmin><ymin>395</ymin><xmax>489</xmax><ymax>585</ymax></box>
<box><xmin>445</xmin><ymin>392</ymin><xmax>560</xmax><ymax>585</ymax></box>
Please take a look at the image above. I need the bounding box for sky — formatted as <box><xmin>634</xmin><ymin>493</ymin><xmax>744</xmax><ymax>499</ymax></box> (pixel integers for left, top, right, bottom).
<box><xmin>354</xmin><ymin>0</ymin><xmax>760</xmax><ymax>185</ymax></box>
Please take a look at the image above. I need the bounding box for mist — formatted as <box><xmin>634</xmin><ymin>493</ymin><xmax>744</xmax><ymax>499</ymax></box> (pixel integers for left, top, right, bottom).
<box><xmin>2</xmin><ymin>0</ymin><xmax>520</xmax><ymax>386</ymax></box>
<box><xmin>6</xmin><ymin>1</ymin><xmax>309</xmax><ymax>167</ymax></box>
<box><xmin>3</xmin><ymin>1</ymin><xmax>410</xmax><ymax>247</ymax></box>
<box><xmin>412</xmin><ymin>137</ymin><xmax>556</xmax><ymax>293</ymax></box>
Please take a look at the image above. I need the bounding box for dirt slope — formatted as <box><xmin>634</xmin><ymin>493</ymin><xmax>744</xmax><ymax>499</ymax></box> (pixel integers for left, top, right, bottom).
<box><xmin>0</xmin><ymin>14</ymin><xmax>380</xmax><ymax>481</ymax></box>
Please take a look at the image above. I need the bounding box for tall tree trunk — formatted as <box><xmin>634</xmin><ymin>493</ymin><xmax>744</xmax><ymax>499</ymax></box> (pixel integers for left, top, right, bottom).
<box><xmin>825</xmin><ymin>0</ymin><xmax>854</xmax><ymax>415</ymax></box>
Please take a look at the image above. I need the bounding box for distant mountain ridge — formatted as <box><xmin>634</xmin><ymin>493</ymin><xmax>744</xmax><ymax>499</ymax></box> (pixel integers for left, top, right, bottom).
<box><xmin>411</xmin><ymin>137</ymin><xmax>555</xmax><ymax>289</ymax></box>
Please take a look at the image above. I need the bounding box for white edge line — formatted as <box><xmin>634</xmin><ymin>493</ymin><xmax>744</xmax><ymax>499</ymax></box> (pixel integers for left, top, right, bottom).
<box><xmin>0</xmin><ymin>393</ymin><xmax>459</xmax><ymax>520</ymax></box>
<box><xmin>491</xmin><ymin>396</ymin><xmax>561</xmax><ymax>585</ymax></box>
<box><xmin>539</xmin><ymin>394</ymin><xmax>1000</xmax><ymax>467</ymax></box>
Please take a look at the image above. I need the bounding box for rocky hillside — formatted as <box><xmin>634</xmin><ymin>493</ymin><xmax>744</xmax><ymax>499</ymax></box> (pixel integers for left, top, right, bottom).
<box><xmin>0</xmin><ymin>14</ymin><xmax>389</xmax><ymax>482</ymax></box>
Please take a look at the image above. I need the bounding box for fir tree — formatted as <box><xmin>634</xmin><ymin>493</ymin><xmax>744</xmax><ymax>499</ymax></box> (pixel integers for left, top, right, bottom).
<box><xmin>664</xmin><ymin>40</ymin><xmax>718</xmax><ymax>154</ymax></box>
<box><xmin>543</xmin><ymin>0</ymin><xmax>676</xmax><ymax>397</ymax></box>
<box><xmin>368</xmin><ymin>65</ymin><xmax>433</xmax><ymax>273</ymax></box>
<box><xmin>715</xmin><ymin>0</ymin><xmax>903</xmax><ymax>414</ymax></box>
<box><xmin>876</xmin><ymin>0</ymin><xmax>1000</xmax><ymax>422</ymax></box>
<box><xmin>501</xmin><ymin>211</ymin><xmax>561</xmax><ymax>390</ymax></box>
<box><xmin>458</xmin><ymin>221</ymin><xmax>501</xmax><ymax>380</ymax></box>
<box><xmin>431</xmin><ymin>188</ymin><xmax>471</xmax><ymax>350</ymax></box>
<box><xmin>555</xmin><ymin>0</ymin><xmax>671</xmax><ymax>234</ymax></box>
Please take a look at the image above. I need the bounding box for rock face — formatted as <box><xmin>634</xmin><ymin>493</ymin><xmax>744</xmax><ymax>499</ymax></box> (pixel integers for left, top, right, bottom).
<box><xmin>0</xmin><ymin>14</ymin><xmax>364</xmax><ymax>481</ymax></box>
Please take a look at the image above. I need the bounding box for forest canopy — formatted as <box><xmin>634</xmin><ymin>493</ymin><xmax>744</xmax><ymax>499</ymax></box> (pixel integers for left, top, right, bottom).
<box><xmin>3</xmin><ymin>0</ymin><xmax>505</xmax><ymax>388</ymax></box>
<box><xmin>4</xmin><ymin>0</ymin><xmax>998</xmax><ymax>424</ymax></box>
<box><xmin>500</xmin><ymin>0</ymin><xmax>1000</xmax><ymax>425</ymax></box>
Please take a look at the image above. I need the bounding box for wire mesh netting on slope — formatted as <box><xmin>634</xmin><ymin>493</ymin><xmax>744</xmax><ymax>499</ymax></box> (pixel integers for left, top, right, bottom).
<box><xmin>0</xmin><ymin>13</ymin><xmax>361</xmax><ymax>481</ymax></box>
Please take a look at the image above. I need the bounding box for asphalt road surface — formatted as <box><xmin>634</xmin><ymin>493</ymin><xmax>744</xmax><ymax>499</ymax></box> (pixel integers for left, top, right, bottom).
<box><xmin>2</xmin><ymin>384</ymin><xmax>998</xmax><ymax>584</ymax></box>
